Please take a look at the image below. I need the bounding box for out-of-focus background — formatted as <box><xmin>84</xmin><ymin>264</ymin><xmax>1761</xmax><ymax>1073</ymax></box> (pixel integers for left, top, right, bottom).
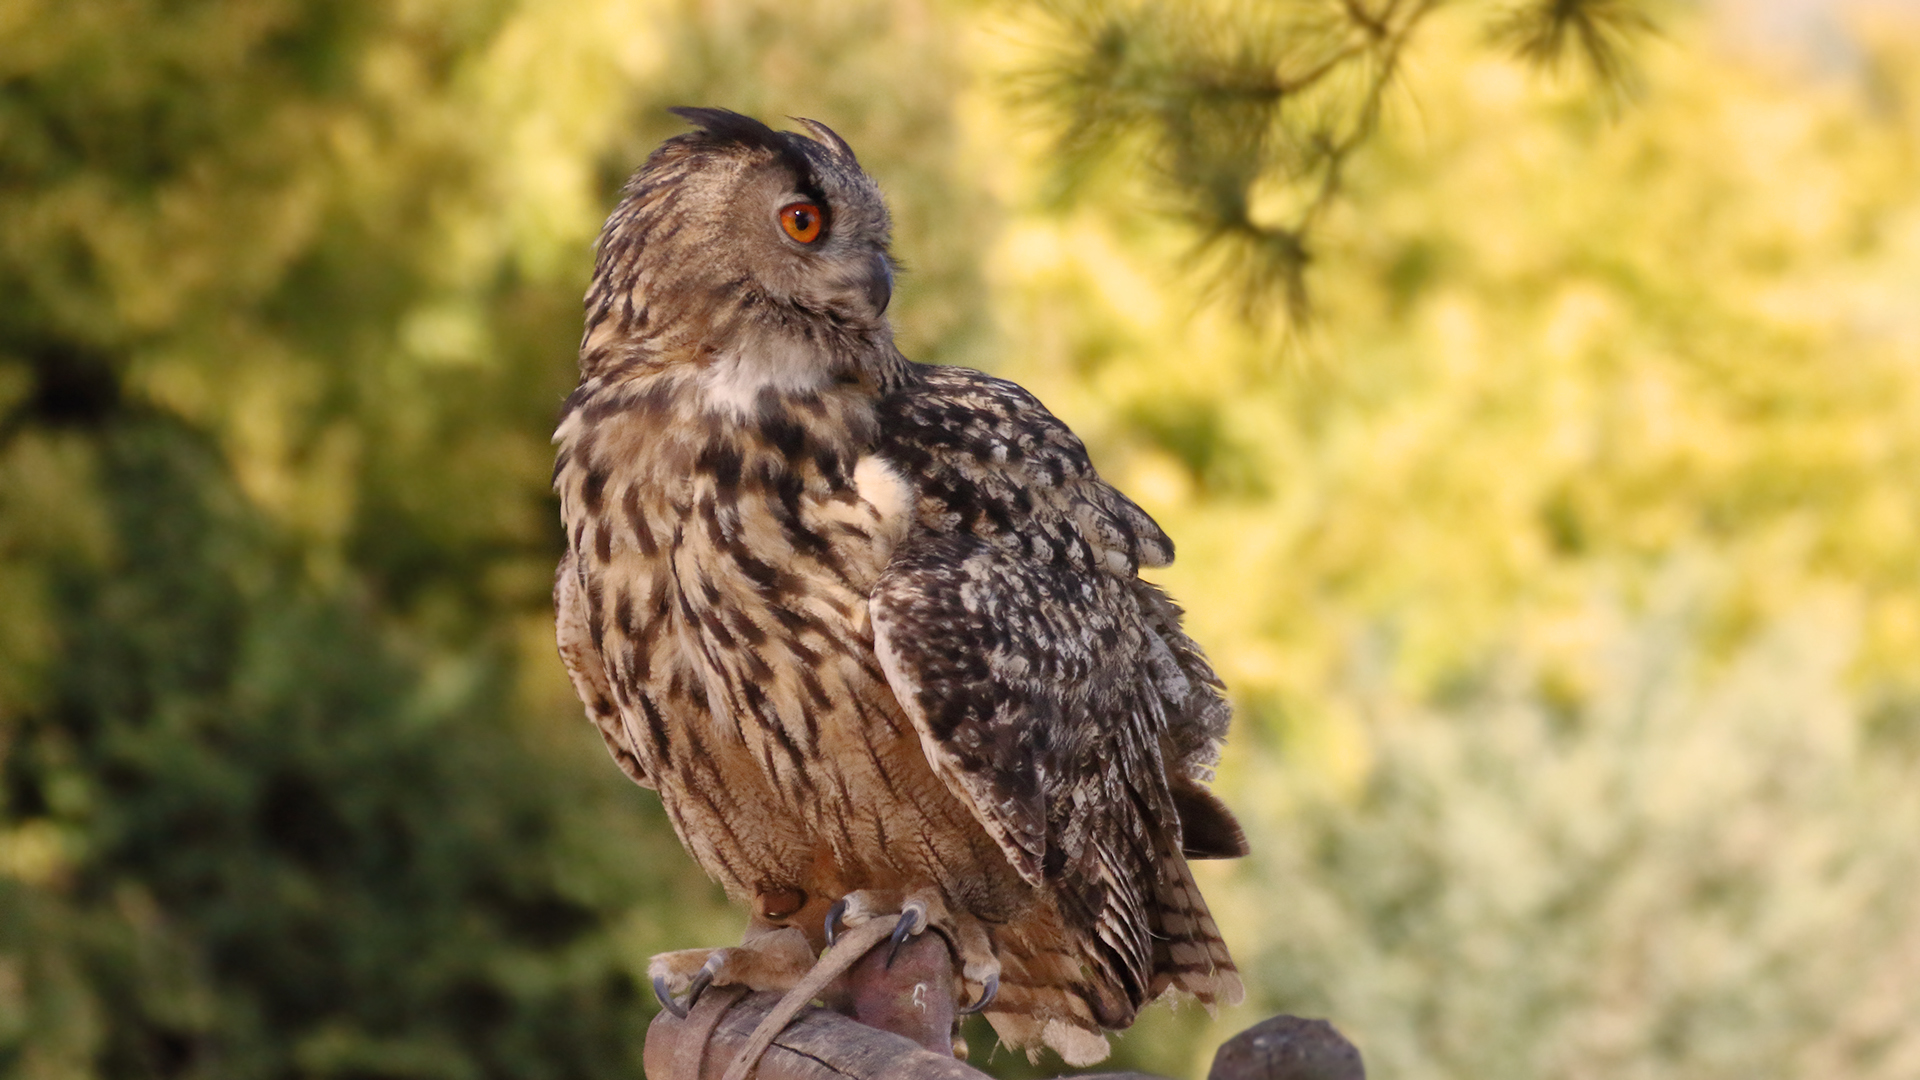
<box><xmin>4</xmin><ymin>1</ymin><xmax>1919</xmax><ymax>1077</ymax></box>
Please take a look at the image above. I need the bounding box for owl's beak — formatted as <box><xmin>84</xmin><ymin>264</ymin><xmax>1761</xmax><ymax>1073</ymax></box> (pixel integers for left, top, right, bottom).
<box><xmin>865</xmin><ymin>253</ymin><xmax>893</xmax><ymax>316</ymax></box>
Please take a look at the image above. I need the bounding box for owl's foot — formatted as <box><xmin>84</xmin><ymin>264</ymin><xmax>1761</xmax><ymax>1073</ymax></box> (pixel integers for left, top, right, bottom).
<box><xmin>822</xmin><ymin>893</ymin><xmax>927</xmax><ymax>962</ymax></box>
<box><xmin>648</xmin><ymin>926</ymin><xmax>815</xmax><ymax>1018</ymax></box>
<box><xmin>821</xmin><ymin>888</ymin><xmax>1002</xmax><ymax>1014</ymax></box>
<box><xmin>720</xmin><ymin>889</ymin><xmax>1002</xmax><ymax>1080</ymax></box>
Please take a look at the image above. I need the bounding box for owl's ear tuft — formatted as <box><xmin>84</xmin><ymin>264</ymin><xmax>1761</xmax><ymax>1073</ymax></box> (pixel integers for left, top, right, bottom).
<box><xmin>792</xmin><ymin>118</ymin><xmax>859</xmax><ymax>165</ymax></box>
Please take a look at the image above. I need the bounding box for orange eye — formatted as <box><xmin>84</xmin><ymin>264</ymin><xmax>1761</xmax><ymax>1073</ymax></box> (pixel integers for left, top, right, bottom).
<box><xmin>779</xmin><ymin>202</ymin><xmax>823</xmax><ymax>244</ymax></box>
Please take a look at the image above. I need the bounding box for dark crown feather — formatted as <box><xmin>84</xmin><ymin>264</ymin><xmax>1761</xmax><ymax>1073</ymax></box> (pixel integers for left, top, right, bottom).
<box><xmin>667</xmin><ymin>107</ymin><xmax>787</xmax><ymax>150</ymax></box>
<box><xmin>666</xmin><ymin>107</ymin><xmax>858</xmax><ymax>175</ymax></box>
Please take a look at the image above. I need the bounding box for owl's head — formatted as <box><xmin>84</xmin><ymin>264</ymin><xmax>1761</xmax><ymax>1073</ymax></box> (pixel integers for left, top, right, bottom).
<box><xmin>582</xmin><ymin>108</ymin><xmax>899</xmax><ymax>388</ymax></box>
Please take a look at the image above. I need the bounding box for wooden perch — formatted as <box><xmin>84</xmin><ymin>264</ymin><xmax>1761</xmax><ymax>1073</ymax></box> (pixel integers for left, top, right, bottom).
<box><xmin>644</xmin><ymin>931</ymin><xmax>1363</xmax><ymax>1080</ymax></box>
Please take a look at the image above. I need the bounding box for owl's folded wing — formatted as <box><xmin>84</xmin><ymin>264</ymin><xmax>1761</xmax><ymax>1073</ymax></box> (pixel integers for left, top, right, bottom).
<box><xmin>869</xmin><ymin>363</ymin><xmax>1241</xmax><ymax>1022</ymax></box>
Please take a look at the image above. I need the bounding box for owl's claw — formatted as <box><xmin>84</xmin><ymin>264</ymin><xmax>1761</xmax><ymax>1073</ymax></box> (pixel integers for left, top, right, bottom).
<box><xmin>653</xmin><ymin>975</ymin><xmax>691</xmax><ymax>1019</ymax></box>
<box><xmin>885</xmin><ymin>899</ymin><xmax>930</xmax><ymax>968</ymax></box>
<box><xmin>687</xmin><ymin>964</ymin><xmax>716</xmax><ymax>1005</ymax></box>
<box><xmin>958</xmin><ymin>973</ymin><xmax>999</xmax><ymax>1015</ymax></box>
<box><xmin>652</xmin><ymin>958</ymin><xmax>718</xmax><ymax>1019</ymax></box>
<box><xmin>824</xmin><ymin>897</ymin><xmax>850</xmax><ymax>948</ymax></box>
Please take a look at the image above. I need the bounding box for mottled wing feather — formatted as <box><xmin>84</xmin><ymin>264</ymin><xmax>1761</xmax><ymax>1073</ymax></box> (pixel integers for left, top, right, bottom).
<box><xmin>877</xmin><ymin>365</ymin><xmax>1173</xmax><ymax>574</ymax></box>
<box><xmin>872</xmin><ymin>534</ymin><xmax>1166</xmax><ymax>1023</ymax></box>
<box><xmin>1131</xmin><ymin>578</ymin><xmax>1232</xmax><ymax>783</ymax></box>
<box><xmin>870</xmin><ymin>363</ymin><xmax>1241</xmax><ymax>1031</ymax></box>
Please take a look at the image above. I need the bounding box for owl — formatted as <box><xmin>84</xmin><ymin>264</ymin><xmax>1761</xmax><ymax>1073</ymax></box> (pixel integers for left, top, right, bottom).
<box><xmin>553</xmin><ymin>108</ymin><xmax>1246</xmax><ymax>1066</ymax></box>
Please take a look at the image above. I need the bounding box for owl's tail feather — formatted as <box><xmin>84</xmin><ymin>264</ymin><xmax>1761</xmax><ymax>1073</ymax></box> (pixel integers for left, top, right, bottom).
<box><xmin>983</xmin><ymin>920</ymin><xmax>1115</xmax><ymax>1066</ymax></box>
<box><xmin>979</xmin><ymin>846</ymin><xmax>1241</xmax><ymax>1066</ymax></box>
<box><xmin>1148</xmin><ymin>837</ymin><xmax>1244</xmax><ymax>1007</ymax></box>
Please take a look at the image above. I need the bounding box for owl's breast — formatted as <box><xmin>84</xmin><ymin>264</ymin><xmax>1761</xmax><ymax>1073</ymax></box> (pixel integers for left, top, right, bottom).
<box><xmin>661</xmin><ymin>438</ymin><xmax>912</xmax><ymax>771</ymax></box>
<box><xmin>656</xmin><ymin>451</ymin><xmax>1015</xmax><ymax>904</ymax></box>
<box><xmin>558</xmin><ymin>378</ymin><xmax>1025</xmax><ymax>913</ymax></box>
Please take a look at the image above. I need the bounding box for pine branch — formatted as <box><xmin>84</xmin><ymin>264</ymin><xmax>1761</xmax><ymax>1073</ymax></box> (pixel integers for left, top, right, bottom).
<box><xmin>1015</xmin><ymin>0</ymin><xmax>1661</xmax><ymax>326</ymax></box>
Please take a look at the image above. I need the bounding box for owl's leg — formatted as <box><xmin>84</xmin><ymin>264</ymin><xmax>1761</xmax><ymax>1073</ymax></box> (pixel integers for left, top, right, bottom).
<box><xmin>648</xmin><ymin>924</ymin><xmax>815</xmax><ymax>1018</ymax></box>
<box><xmin>824</xmin><ymin>888</ymin><xmax>1001</xmax><ymax>1014</ymax></box>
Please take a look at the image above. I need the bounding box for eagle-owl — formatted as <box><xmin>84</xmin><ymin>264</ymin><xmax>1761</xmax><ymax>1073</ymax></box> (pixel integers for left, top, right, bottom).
<box><xmin>554</xmin><ymin>108</ymin><xmax>1246</xmax><ymax>1066</ymax></box>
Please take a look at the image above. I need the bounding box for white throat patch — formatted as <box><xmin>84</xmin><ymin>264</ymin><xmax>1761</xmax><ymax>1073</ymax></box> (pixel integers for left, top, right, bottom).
<box><xmin>697</xmin><ymin>339</ymin><xmax>831</xmax><ymax>416</ymax></box>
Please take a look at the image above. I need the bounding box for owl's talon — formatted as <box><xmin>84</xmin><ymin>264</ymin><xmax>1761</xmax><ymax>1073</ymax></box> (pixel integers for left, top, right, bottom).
<box><xmin>885</xmin><ymin>900</ymin><xmax>929</xmax><ymax>968</ymax></box>
<box><xmin>653</xmin><ymin>955</ymin><xmax>721</xmax><ymax>1020</ymax></box>
<box><xmin>824</xmin><ymin>897</ymin><xmax>849</xmax><ymax>948</ymax></box>
<box><xmin>686</xmin><ymin>964</ymin><xmax>716</xmax><ymax>1008</ymax></box>
<box><xmin>958</xmin><ymin>973</ymin><xmax>999</xmax><ymax>1015</ymax></box>
<box><xmin>653</xmin><ymin>975</ymin><xmax>691</xmax><ymax>1019</ymax></box>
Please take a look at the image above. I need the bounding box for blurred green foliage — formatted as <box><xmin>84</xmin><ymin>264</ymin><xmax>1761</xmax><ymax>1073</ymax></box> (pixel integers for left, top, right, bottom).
<box><xmin>4</xmin><ymin>1</ymin><xmax>1920</xmax><ymax>1079</ymax></box>
<box><xmin>1245</xmin><ymin>580</ymin><xmax>1920</xmax><ymax>1079</ymax></box>
<box><xmin>1012</xmin><ymin>0</ymin><xmax>1661</xmax><ymax>318</ymax></box>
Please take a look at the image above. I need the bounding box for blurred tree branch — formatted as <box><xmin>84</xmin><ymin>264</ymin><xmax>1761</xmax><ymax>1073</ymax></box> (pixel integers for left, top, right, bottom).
<box><xmin>1015</xmin><ymin>0</ymin><xmax>1662</xmax><ymax>324</ymax></box>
